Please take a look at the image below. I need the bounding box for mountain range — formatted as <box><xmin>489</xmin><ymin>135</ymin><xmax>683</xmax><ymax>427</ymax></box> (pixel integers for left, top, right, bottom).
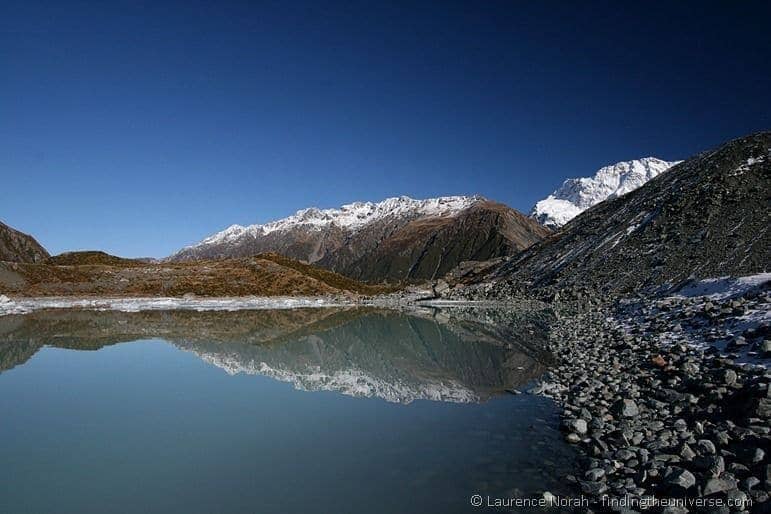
<box><xmin>170</xmin><ymin>157</ymin><xmax>686</xmax><ymax>281</ymax></box>
<box><xmin>1</xmin><ymin>131</ymin><xmax>767</xmax><ymax>296</ymax></box>
<box><xmin>170</xmin><ymin>195</ymin><xmax>549</xmax><ymax>282</ymax></box>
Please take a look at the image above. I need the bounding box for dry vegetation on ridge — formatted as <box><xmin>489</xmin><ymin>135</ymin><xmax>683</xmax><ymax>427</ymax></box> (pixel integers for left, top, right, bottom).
<box><xmin>0</xmin><ymin>251</ymin><xmax>395</xmax><ymax>297</ymax></box>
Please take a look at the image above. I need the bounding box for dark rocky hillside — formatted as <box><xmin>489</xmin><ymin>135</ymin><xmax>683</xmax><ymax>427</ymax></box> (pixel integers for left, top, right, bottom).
<box><xmin>0</xmin><ymin>221</ymin><xmax>49</xmax><ymax>263</ymax></box>
<box><xmin>322</xmin><ymin>201</ymin><xmax>549</xmax><ymax>282</ymax></box>
<box><xmin>461</xmin><ymin>132</ymin><xmax>770</xmax><ymax>296</ymax></box>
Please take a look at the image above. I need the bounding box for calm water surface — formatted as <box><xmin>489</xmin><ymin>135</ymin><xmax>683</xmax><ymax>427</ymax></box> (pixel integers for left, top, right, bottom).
<box><xmin>0</xmin><ymin>307</ymin><xmax>576</xmax><ymax>514</ymax></box>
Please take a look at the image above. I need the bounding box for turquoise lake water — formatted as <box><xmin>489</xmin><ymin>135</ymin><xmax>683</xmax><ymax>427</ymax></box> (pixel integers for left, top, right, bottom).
<box><xmin>0</xmin><ymin>307</ymin><xmax>576</xmax><ymax>514</ymax></box>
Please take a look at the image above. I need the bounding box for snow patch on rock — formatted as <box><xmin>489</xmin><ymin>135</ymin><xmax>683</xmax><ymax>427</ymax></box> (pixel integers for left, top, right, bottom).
<box><xmin>672</xmin><ymin>273</ymin><xmax>771</xmax><ymax>300</ymax></box>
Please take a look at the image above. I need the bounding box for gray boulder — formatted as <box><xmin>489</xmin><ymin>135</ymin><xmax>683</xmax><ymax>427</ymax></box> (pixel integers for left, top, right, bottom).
<box><xmin>612</xmin><ymin>399</ymin><xmax>639</xmax><ymax>418</ymax></box>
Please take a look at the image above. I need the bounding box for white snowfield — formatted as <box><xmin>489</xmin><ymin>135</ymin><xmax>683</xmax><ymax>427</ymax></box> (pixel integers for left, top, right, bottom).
<box><xmin>0</xmin><ymin>295</ymin><xmax>347</xmax><ymax>317</ymax></box>
<box><xmin>672</xmin><ymin>273</ymin><xmax>771</xmax><ymax>300</ymax></box>
<box><xmin>185</xmin><ymin>195</ymin><xmax>483</xmax><ymax>248</ymax></box>
<box><xmin>531</xmin><ymin>157</ymin><xmax>681</xmax><ymax>228</ymax></box>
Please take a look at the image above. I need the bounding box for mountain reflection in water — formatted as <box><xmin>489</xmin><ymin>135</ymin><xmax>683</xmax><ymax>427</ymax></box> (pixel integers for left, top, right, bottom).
<box><xmin>0</xmin><ymin>306</ymin><xmax>552</xmax><ymax>404</ymax></box>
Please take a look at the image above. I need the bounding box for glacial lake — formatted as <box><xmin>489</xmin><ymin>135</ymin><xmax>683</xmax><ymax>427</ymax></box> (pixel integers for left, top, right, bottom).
<box><xmin>0</xmin><ymin>307</ymin><xmax>577</xmax><ymax>514</ymax></box>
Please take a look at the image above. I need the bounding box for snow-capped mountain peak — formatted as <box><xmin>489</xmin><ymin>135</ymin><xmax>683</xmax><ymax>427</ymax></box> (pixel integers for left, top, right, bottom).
<box><xmin>531</xmin><ymin>157</ymin><xmax>681</xmax><ymax>228</ymax></box>
<box><xmin>194</xmin><ymin>195</ymin><xmax>483</xmax><ymax>248</ymax></box>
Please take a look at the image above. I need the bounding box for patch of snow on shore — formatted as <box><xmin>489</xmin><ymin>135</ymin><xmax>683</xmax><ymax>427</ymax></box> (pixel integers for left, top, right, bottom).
<box><xmin>673</xmin><ymin>273</ymin><xmax>771</xmax><ymax>300</ymax></box>
<box><xmin>0</xmin><ymin>295</ymin><xmax>30</xmax><ymax>315</ymax></box>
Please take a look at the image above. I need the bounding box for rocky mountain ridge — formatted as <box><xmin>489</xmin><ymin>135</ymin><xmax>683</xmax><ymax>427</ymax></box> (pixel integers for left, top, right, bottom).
<box><xmin>191</xmin><ymin>195</ymin><xmax>481</xmax><ymax>245</ymax></box>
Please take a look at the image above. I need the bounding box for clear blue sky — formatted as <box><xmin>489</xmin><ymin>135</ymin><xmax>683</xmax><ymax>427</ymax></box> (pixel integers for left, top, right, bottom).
<box><xmin>2</xmin><ymin>1</ymin><xmax>769</xmax><ymax>257</ymax></box>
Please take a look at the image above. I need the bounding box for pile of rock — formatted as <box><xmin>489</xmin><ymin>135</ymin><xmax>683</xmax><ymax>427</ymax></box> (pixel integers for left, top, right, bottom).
<box><xmin>536</xmin><ymin>292</ymin><xmax>771</xmax><ymax>512</ymax></box>
<box><xmin>630</xmin><ymin>289</ymin><xmax>771</xmax><ymax>362</ymax></box>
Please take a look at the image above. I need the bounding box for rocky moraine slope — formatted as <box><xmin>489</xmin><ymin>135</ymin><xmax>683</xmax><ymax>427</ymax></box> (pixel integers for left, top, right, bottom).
<box><xmin>170</xmin><ymin>196</ymin><xmax>549</xmax><ymax>282</ymax></box>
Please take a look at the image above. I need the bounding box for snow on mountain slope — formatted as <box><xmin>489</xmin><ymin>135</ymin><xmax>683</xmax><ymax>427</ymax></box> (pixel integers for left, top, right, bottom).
<box><xmin>196</xmin><ymin>195</ymin><xmax>482</xmax><ymax>247</ymax></box>
<box><xmin>531</xmin><ymin>157</ymin><xmax>681</xmax><ymax>228</ymax></box>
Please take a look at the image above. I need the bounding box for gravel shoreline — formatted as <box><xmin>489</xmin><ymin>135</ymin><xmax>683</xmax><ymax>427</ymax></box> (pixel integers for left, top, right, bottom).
<box><xmin>528</xmin><ymin>284</ymin><xmax>771</xmax><ymax>513</ymax></box>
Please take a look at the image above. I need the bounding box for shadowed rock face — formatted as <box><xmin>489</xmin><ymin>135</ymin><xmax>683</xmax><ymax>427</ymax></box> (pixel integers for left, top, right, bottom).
<box><xmin>0</xmin><ymin>307</ymin><xmax>551</xmax><ymax>404</ymax></box>
<box><xmin>479</xmin><ymin>132</ymin><xmax>771</xmax><ymax>295</ymax></box>
<box><xmin>170</xmin><ymin>199</ymin><xmax>549</xmax><ymax>282</ymax></box>
<box><xmin>0</xmin><ymin>221</ymin><xmax>49</xmax><ymax>263</ymax></box>
<box><xmin>325</xmin><ymin>201</ymin><xmax>550</xmax><ymax>282</ymax></box>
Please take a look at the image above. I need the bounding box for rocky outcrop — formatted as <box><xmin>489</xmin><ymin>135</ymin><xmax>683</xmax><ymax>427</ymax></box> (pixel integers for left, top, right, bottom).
<box><xmin>0</xmin><ymin>221</ymin><xmax>49</xmax><ymax>263</ymax></box>
<box><xmin>170</xmin><ymin>196</ymin><xmax>549</xmax><ymax>282</ymax></box>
